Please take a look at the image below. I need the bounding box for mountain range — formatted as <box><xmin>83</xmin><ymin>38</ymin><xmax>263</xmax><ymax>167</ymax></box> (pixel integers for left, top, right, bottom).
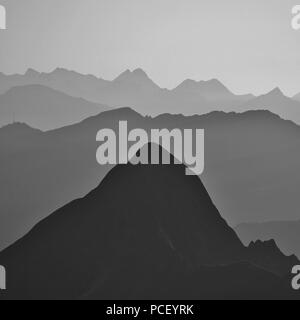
<box><xmin>0</xmin><ymin>84</ymin><xmax>109</xmax><ymax>130</ymax></box>
<box><xmin>0</xmin><ymin>151</ymin><xmax>298</xmax><ymax>300</ymax></box>
<box><xmin>1</xmin><ymin>68</ymin><xmax>300</xmax><ymax>129</ymax></box>
<box><xmin>235</xmin><ymin>221</ymin><xmax>300</xmax><ymax>259</ymax></box>
<box><xmin>1</xmin><ymin>107</ymin><xmax>300</xmax><ymax>260</ymax></box>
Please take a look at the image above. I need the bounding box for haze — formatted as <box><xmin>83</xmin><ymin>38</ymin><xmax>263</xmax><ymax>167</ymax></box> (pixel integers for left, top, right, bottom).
<box><xmin>0</xmin><ymin>0</ymin><xmax>300</xmax><ymax>96</ymax></box>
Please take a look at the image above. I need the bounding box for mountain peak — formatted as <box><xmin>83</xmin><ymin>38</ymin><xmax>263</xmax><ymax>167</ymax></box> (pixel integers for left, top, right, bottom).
<box><xmin>0</xmin><ymin>122</ymin><xmax>41</xmax><ymax>135</ymax></box>
<box><xmin>175</xmin><ymin>78</ymin><xmax>232</xmax><ymax>97</ymax></box>
<box><xmin>50</xmin><ymin>67</ymin><xmax>76</xmax><ymax>77</ymax></box>
<box><xmin>132</xmin><ymin>68</ymin><xmax>148</xmax><ymax>77</ymax></box>
<box><xmin>25</xmin><ymin>68</ymin><xmax>40</xmax><ymax>77</ymax></box>
<box><xmin>114</xmin><ymin>68</ymin><xmax>150</xmax><ymax>82</ymax></box>
<box><xmin>266</xmin><ymin>87</ymin><xmax>285</xmax><ymax>97</ymax></box>
<box><xmin>0</xmin><ymin>151</ymin><xmax>297</xmax><ymax>299</ymax></box>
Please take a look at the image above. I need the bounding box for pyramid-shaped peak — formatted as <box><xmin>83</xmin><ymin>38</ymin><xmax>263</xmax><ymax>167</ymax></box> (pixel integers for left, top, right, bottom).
<box><xmin>266</xmin><ymin>87</ymin><xmax>285</xmax><ymax>97</ymax></box>
<box><xmin>0</xmin><ymin>148</ymin><xmax>297</xmax><ymax>299</ymax></box>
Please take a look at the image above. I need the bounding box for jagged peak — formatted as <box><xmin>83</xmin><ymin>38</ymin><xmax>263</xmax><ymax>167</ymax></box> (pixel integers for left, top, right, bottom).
<box><xmin>114</xmin><ymin>68</ymin><xmax>150</xmax><ymax>82</ymax></box>
<box><xmin>176</xmin><ymin>78</ymin><xmax>229</xmax><ymax>93</ymax></box>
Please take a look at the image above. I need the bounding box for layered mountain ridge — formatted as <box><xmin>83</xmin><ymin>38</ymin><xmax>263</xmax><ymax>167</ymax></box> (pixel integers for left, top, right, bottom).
<box><xmin>0</xmin><ymin>153</ymin><xmax>298</xmax><ymax>299</ymax></box>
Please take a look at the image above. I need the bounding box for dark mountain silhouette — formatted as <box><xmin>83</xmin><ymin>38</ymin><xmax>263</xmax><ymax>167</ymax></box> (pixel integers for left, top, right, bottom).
<box><xmin>0</xmin><ymin>84</ymin><xmax>109</xmax><ymax>130</ymax></box>
<box><xmin>0</xmin><ymin>153</ymin><xmax>298</xmax><ymax>300</ymax></box>
<box><xmin>1</xmin><ymin>108</ymin><xmax>300</xmax><ymax>256</ymax></box>
<box><xmin>236</xmin><ymin>221</ymin><xmax>300</xmax><ymax>259</ymax></box>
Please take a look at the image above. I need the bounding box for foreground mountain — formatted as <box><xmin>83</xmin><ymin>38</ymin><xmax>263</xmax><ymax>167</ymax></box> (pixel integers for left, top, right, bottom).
<box><xmin>1</xmin><ymin>108</ymin><xmax>300</xmax><ymax>256</ymax></box>
<box><xmin>236</xmin><ymin>221</ymin><xmax>300</xmax><ymax>259</ymax></box>
<box><xmin>0</xmin><ymin>84</ymin><xmax>109</xmax><ymax>130</ymax></box>
<box><xmin>0</xmin><ymin>155</ymin><xmax>298</xmax><ymax>300</ymax></box>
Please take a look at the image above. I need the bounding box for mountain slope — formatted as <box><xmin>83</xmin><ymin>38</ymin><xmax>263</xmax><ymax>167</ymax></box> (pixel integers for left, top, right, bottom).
<box><xmin>236</xmin><ymin>221</ymin><xmax>300</xmax><ymax>259</ymax></box>
<box><xmin>239</xmin><ymin>88</ymin><xmax>300</xmax><ymax>124</ymax></box>
<box><xmin>0</xmin><ymin>68</ymin><xmax>254</xmax><ymax>116</ymax></box>
<box><xmin>0</xmin><ymin>84</ymin><xmax>109</xmax><ymax>130</ymax></box>
<box><xmin>0</xmin><ymin>68</ymin><xmax>110</xmax><ymax>98</ymax></box>
<box><xmin>293</xmin><ymin>93</ymin><xmax>300</xmax><ymax>102</ymax></box>
<box><xmin>1</xmin><ymin>108</ymin><xmax>300</xmax><ymax>256</ymax></box>
<box><xmin>0</xmin><ymin>157</ymin><xmax>297</xmax><ymax>300</ymax></box>
<box><xmin>173</xmin><ymin>78</ymin><xmax>254</xmax><ymax>103</ymax></box>
<box><xmin>3</xmin><ymin>68</ymin><xmax>300</xmax><ymax>123</ymax></box>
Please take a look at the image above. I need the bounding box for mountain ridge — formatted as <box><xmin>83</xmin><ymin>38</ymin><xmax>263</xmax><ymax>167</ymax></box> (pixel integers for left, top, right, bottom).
<box><xmin>0</xmin><ymin>153</ymin><xmax>298</xmax><ymax>299</ymax></box>
<box><xmin>1</xmin><ymin>107</ymin><xmax>300</xmax><ymax>254</ymax></box>
<box><xmin>0</xmin><ymin>84</ymin><xmax>109</xmax><ymax>130</ymax></box>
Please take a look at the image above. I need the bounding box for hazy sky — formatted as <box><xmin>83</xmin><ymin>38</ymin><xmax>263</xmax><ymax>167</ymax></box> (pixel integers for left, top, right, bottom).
<box><xmin>0</xmin><ymin>0</ymin><xmax>300</xmax><ymax>96</ymax></box>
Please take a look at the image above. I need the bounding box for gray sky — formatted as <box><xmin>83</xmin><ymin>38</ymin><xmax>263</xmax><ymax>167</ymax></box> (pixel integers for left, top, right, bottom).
<box><xmin>0</xmin><ymin>0</ymin><xmax>300</xmax><ymax>96</ymax></box>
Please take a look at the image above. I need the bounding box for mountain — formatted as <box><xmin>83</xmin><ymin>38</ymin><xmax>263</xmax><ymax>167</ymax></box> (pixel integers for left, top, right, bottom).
<box><xmin>1</xmin><ymin>108</ymin><xmax>300</xmax><ymax>255</ymax></box>
<box><xmin>239</xmin><ymin>88</ymin><xmax>300</xmax><ymax>125</ymax></box>
<box><xmin>113</xmin><ymin>68</ymin><xmax>160</xmax><ymax>90</ymax></box>
<box><xmin>0</xmin><ymin>84</ymin><xmax>109</xmax><ymax>130</ymax></box>
<box><xmin>293</xmin><ymin>93</ymin><xmax>300</xmax><ymax>102</ymax></box>
<box><xmin>173</xmin><ymin>78</ymin><xmax>254</xmax><ymax>103</ymax></box>
<box><xmin>235</xmin><ymin>221</ymin><xmax>300</xmax><ymax>259</ymax></box>
<box><xmin>3</xmin><ymin>68</ymin><xmax>300</xmax><ymax>124</ymax></box>
<box><xmin>0</xmin><ymin>108</ymin><xmax>142</xmax><ymax>251</ymax></box>
<box><xmin>0</xmin><ymin>68</ymin><xmax>254</xmax><ymax>116</ymax></box>
<box><xmin>0</xmin><ymin>154</ymin><xmax>298</xmax><ymax>300</ymax></box>
<box><xmin>0</xmin><ymin>68</ymin><xmax>110</xmax><ymax>98</ymax></box>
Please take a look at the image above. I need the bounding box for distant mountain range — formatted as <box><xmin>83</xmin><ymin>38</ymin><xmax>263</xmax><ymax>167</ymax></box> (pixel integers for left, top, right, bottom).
<box><xmin>235</xmin><ymin>221</ymin><xmax>300</xmax><ymax>259</ymax></box>
<box><xmin>1</xmin><ymin>107</ymin><xmax>300</xmax><ymax>259</ymax></box>
<box><xmin>238</xmin><ymin>88</ymin><xmax>300</xmax><ymax>125</ymax></box>
<box><xmin>0</xmin><ymin>152</ymin><xmax>298</xmax><ymax>300</ymax></box>
<box><xmin>1</xmin><ymin>68</ymin><xmax>300</xmax><ymax>129</ymax></box>
<box><xmin>0</xmin><ymin>84</ymin><xmax>109</xmax><ymax>130</ymax></box>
